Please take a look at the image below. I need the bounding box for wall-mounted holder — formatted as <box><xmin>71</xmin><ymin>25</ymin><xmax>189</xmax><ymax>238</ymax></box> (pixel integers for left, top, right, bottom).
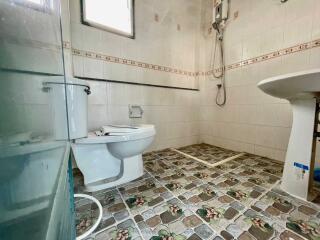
<box><xmin>129</xmin><ymin>105</ymin><xmax>144</xmax><ymax>118</ymax></box>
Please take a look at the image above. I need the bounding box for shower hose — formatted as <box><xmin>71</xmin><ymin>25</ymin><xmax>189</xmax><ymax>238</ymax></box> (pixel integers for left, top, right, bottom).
<box><xmin>212</xmin><ymin>30</ymin><xmax>226</xmax><ymax>106</ymax></box>
<box><xmin>74</xmin><ymin>194</ymin><xmax>103</xmax><ymax>240</ymax></box>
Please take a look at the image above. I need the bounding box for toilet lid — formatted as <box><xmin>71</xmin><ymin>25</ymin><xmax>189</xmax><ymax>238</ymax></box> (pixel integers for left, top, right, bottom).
<box><xmin>75</xmin><ymin>124</ymin><xmax>155</xmax><ymax>144</ymax></box>
<box><xmin>99</xmin><ymin>125</ymin><xmax>154</xmax><ymax>136</ymax></box>
<box><xmin>99</xmin><ymin>125</ymin><xmax>143</xmax><ymax>136</ymax></box>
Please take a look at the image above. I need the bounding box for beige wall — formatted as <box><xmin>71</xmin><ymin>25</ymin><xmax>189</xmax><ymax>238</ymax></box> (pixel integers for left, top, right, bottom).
<box><xmin>61</xmin><ymin>0</ymin><xmax>208</xmax><ymax>151</ymax></box>
<box><xmin>87</xmin><ymin>81</ymin><xmax>201</xmax><ymax>151</ymax></box>
<box><xmin>69</xmin><ymin>0</ymin><xmax>203</xmax><ymax>89</ymax></box>
<box><xmin>199</xmin><ymin>0</ymin><xmax>320</xmax><ymax>161</ymax></box>
<box><xmin>61</xmin><ymin>0</ymin><xmax>320</xmax><ymax>158</ymax></box>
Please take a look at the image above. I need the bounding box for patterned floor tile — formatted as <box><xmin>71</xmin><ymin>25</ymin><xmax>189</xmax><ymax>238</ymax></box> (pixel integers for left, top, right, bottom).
<box><xmin>75</xmin><ymin>196</ymin><xmax>100</xmax><ymax>237</ymax></box>
<box><xmin>156</xmin><ymin>170</ymin><xmax>203</xmax><ymax>197</ymax></box>
<box><xmin>73</xmin><ymin>143</ymin><xmax>320</xmax><ymax>240</ymax></box>
<box><xmin>224</xmin><ymin>209</ymin><xmax>303</xmax><ymax>240</ymax></box>
<box><xmin>212</xmin><ymin>160</ymin><xmax>242</xmax><ymax>173</ymax></box>
<box><xmin>144</xmin><ymin>159</ymin><xmax>172</xmax><ymax>176</ymax></box>
<box><xmin>236</xmin><ymin>154</ymin><xmax>284</xmax><ymax>177</ymax></box>
<box><xmin>266</xmin><ymin>186</ymin><xmax>320</xmax><ymax>239</ymax></box>
<box><xmin>119</xmin><ymin>178</ymin><xmax>172</xmax><ymax>216</ymax></box>
<box><xmin>178</xmin><ymin>184</ymin><xmax>224</xmax><ymax>207</ymax></box>
<box><xmin>209</xmin><ymin>173</ymin><xmax>267</xmax><ymax>207</ymax></box>
<box><xmin>166</xmin><ymin>157</ymin><xmax>206</xmax><ymax>172</ymax></box>
<box><xmin>152</xmin><ymin>148</ymin><xmax>181</xmax><ymax>159</ymax></box>
<box><xmin>230</xmin><ymin>165</ymin><xmax>280</xmax><ymax>189</ymax></box>
<box><xmin>252</xmin><ymin>189</ymin><xmax>320</xmax><ymax>237</ymax></box>
<box><xmin>177</xmin><ymin>144</ymin><xmax>240</xmax><ymax>165</ymax></box>
<box><xmin>95</xmin><ymin>219</ymin><xmax>143</xmax><ymax>240</ymax></box>
<box><xmin>135</xmin><ymin>198</ymin><xmax>216</xmax><ymax>240</ymax></box>
<box><xmin>191</xmin><ymin>166</ymin><xmax>224</xmax><ymax>183</ymax></box>
<box><xmin>142</xmin><ymin>151</ymin><xmax>162</xmax><ymax>162</ymax></box>
<box><xmin>92</xmin><ymin>189</ymin><xmax>131</xmax><ymax>234</ymax></box>
<box><xmin>179</xmin><ymin>184</ymin><xmax>245</xmax><ymax>235</ymax></box>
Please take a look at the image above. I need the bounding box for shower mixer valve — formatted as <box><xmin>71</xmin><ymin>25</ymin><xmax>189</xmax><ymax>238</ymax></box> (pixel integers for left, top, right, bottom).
<box><xmin>212</xmin><ymin>0</ymin><xmax>229</xmax><ymax>29</ymax></box>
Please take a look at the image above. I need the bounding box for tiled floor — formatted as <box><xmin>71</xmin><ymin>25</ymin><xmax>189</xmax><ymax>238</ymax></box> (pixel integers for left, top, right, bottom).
<box><xmin>74</xmin><ymin>144</ymin><xmax>320</xmax><ymax>240</ymax></box>
<box><xmin>177</xmin><ymin>144</ymin><xmax>241</xmax><ymax>166</ymax></box>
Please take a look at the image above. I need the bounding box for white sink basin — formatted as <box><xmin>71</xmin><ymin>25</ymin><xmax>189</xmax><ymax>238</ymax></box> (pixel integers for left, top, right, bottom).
<box><xmin>258</xmin><ymin>69</ymin><xmax>320</xmax><ymax>201</ymax></box>
<box><xmin>258</xmin><ymin>69</ymin><xmax>320</xmax><ymax>100</ymax></box>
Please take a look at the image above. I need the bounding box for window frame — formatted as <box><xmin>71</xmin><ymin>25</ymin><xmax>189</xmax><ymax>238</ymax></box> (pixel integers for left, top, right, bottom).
<box><xmin>81</xmin><ymin>0</ymin><xmax>135</xmax><ymax>39</ymax></box>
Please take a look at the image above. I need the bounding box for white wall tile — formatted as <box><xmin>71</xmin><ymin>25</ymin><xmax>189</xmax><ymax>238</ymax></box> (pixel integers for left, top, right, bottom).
<box><xmin>68</xmin><ymin>0</ymin><xmax>201</xmax><ymax>89</ymax></box>
<box><xmin>64</xmin><ymin>0</ymin><xmax>320</xmax><ymax>157</ymax></box>
<box><xmin>87</xmin><ymin>104</ymin><xmax>108</xmax><ymax>131</ymax></box>
<box><xmin>283</xmin><ymin>16</ymin><xmax>313</xmax><ymax>47</ymax></box>
<box><xmin>88</xmin><ymin>81</ymin><xmax>107</xmax><ymax>105</ymax></box>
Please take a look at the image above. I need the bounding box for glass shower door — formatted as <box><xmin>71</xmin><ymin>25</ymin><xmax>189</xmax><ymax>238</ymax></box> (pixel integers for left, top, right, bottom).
<box><xmin>0</xmin><ymin>0</ymin><xmax>74</xmax><ymax>239</ymax></box>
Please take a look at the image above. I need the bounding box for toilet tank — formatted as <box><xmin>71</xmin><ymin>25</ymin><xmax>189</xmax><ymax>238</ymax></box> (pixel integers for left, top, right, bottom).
<box><xmin>46</xmin><ymin>77</ymin><xmax>90</xmax><ymax>140</ymax></box>
<box><xmin>66</xmin><ymin>78</ymin><xmax>90</xmax><ymax>139</ymax></box>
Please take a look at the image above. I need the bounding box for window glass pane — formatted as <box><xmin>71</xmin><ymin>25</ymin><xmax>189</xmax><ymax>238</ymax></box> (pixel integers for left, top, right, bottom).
<box><xmin>83</xmin><ymin>0</ymin><xmax>133</xmax><ymax>36</ymax></box>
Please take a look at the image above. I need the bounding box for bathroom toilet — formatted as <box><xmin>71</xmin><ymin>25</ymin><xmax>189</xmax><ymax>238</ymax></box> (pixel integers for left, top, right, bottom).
<box><xmin>72</xmin><ymin>125</ymin><xmax>155</xmax><ymax>192</ymax></box>
<box><xmin>50</xmin><ymin>77</ymin><xmax>156</xmax><ymax>192</ymax></box>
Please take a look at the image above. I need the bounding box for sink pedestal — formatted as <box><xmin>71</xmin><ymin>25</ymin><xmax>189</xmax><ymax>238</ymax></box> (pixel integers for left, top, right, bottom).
<box><xmin>257</xmin><ymin>69</ymin><xmax>320</xmax><ymax>201</ymax></box>
<box><xmin>281</xmin><ymin>98</ymin><xmax>318</xmax><ymax>201</ymax></box>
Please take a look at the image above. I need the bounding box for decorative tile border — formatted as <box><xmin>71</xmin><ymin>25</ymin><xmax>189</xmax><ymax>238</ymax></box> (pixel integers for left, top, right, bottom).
<box><xmin>66</xmin><ymin>44</ymin><xmax>196</xmax><ymax>77</ymax></box>
<box><xmin>65</xmin><ymin>41</ymin><xmax>198</xmax><ymax>77</ymax></box>
<box><xmin>223</xmin><ymin>38</ymin><xmax>320</xmax><ymax>72</ymax></box>
<box><xmin>65</xmin><ymin>37</ymin><xmax>320</xmax><ymax>78</ymax></box>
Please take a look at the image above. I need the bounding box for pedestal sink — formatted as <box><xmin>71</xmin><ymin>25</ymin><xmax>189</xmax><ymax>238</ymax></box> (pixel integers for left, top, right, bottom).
<box><xmin>258</xmin><ymin>69</ymin><xmax>320</xmax><ymax>201</ymax></box>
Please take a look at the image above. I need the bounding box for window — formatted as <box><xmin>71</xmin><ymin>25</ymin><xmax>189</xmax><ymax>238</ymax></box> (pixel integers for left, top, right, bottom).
<box><xmin>82</xmin><ymin>0</ymin><xmax>134</xmax><ymax>38</ymax></box>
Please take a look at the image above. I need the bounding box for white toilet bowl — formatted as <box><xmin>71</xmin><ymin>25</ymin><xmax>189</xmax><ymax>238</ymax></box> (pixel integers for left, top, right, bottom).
<box><xmin>48</xmin><ymin>77</ymin><xmax>156</xmax><ymax>192</ymax></box>
<box><xmin>72</xmin><ymin>125</ymin><xmax>155</xmax><ymax>192</ymax></box>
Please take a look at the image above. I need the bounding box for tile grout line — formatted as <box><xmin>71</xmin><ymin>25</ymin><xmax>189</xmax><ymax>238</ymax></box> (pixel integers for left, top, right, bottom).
<box><xmin>245</xmin><ymin>179</ymin><xmax>309</xmax><ymax>240</ymax></box>
<box><xmin>171</xmin><ymin>148</ymin><xmax>245</xmax><ymax>168</ymax></box>
<box><xmin>88</xmin><ymin>176</ymin><xmax>155</xmax><ymax>239</ymax></box>
<box><xmin>151</xmin><ymin>150</ymin><xmax>301</xmax><ymax>239</ymax></box>
<box><xmin>149</xmin><ymin>148</ymin><xmax>282</xmax><ymax>180</ymax></box>
<box><xmin>143</xmin><ymin>153</ymin><xmax>266</xmax><ymax>238</ymax></box>
<box><xmin>143</xmin><ymin>168</ymin><xmax>224</xmax><ymax>239</ymax></box>
<box><xmin>131</xmin><ymin>151</ymin><xmax>283</xmax><ymax>226</ymax></box>
<box><xmin>79</xmin><ymin>147</ymin><xmax>306</xmax><ymax>240</ymax></box>
<box><xmin>145</xmin><ymin>161</ymin><xmax>287</xmax><ymax>238</ymax></box>
<box><xmin>114</xmin><ymin>187</ymin><xmax>147</xmax><ymax>240</ymax></box>
<box><xmin>91</xmin><ymin>149</ymin><xmax>289</xmax><ymax>239</ymax></box>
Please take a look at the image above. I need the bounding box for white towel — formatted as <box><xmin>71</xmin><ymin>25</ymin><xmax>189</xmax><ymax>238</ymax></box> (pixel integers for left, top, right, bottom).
<box><xmin>99</xmin><ymin>125</ymin><xmax>139</xmax><ymax>136</ymax></box>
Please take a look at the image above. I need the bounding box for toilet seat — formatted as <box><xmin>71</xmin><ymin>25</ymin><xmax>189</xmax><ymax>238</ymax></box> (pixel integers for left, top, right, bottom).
<box><xmin>75</xmin><ymin>124</ymin><xmax>155</xmax><ymax>144</ymax></box>
<box><xmin>72</xmin><ymin>124</ymin><xmax>155</xmax><ymax>191</ymax></box>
